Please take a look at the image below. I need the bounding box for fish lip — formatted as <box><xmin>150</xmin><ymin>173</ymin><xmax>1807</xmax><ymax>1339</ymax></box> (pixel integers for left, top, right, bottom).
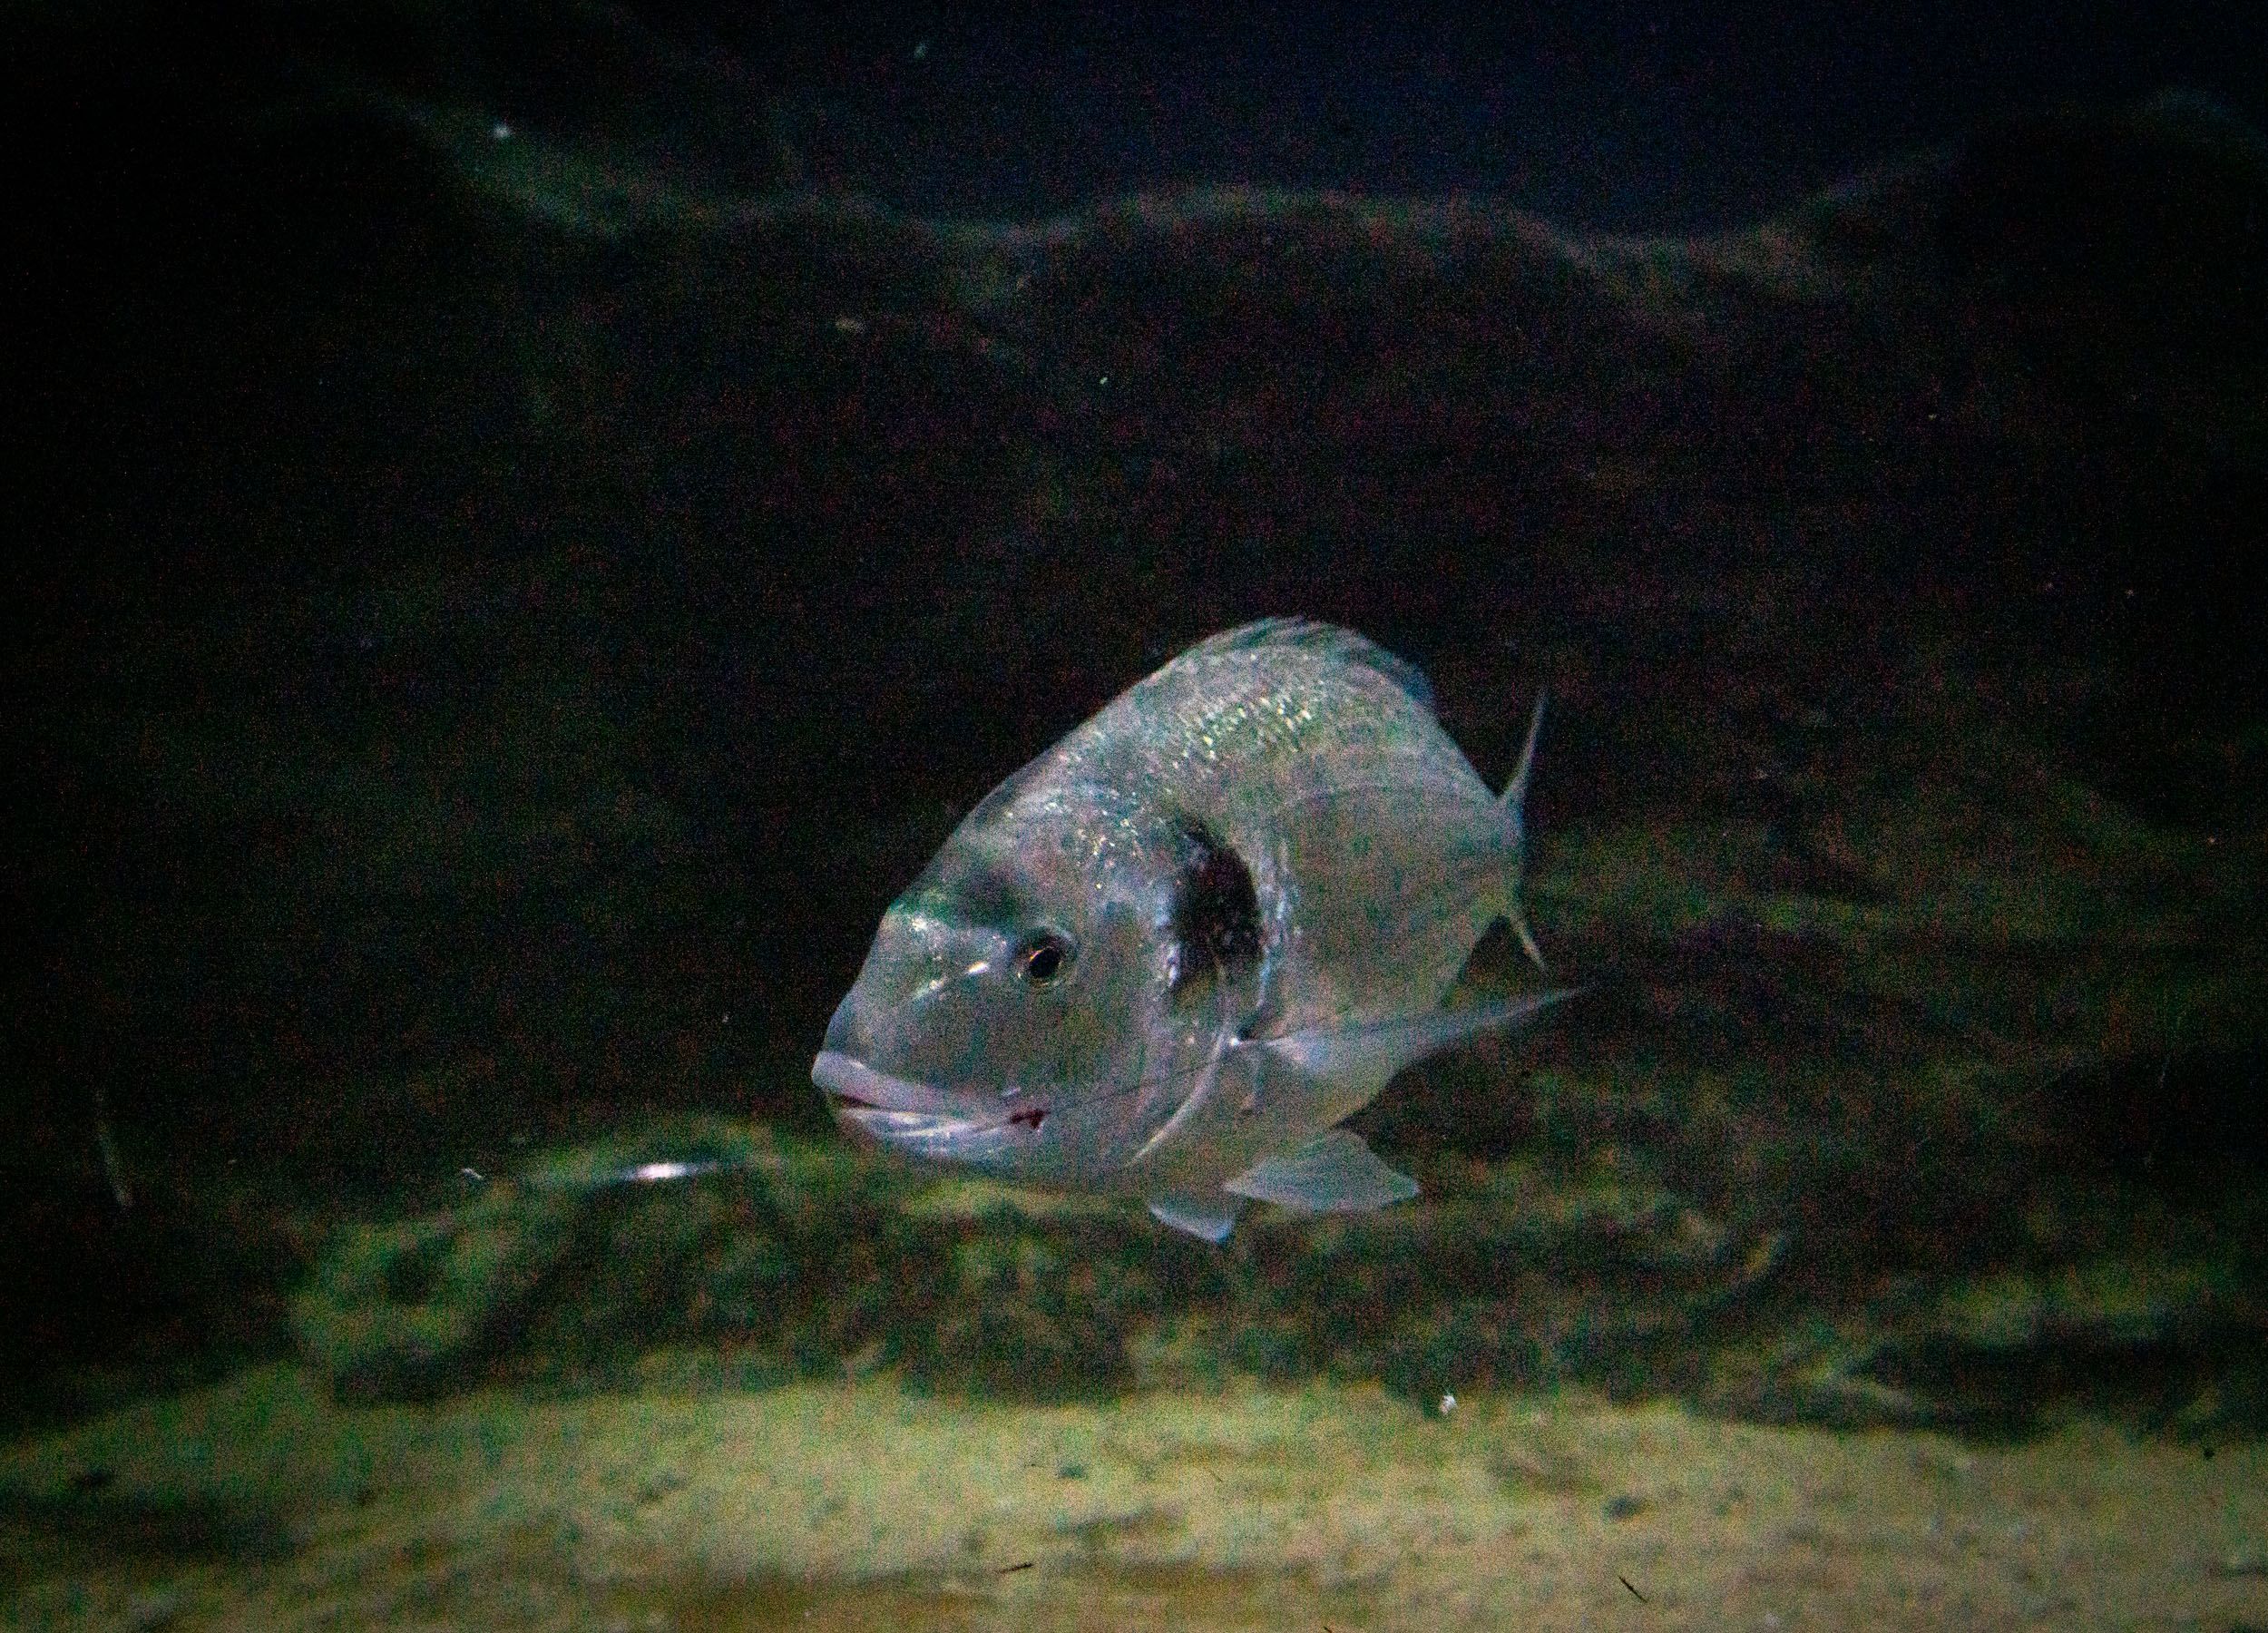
<box><xmin>833</xmin><ymin>1104</ymin><xmax>987</xmax><ymax>1144</ymax></box>
<box><xmin>812</xmin><ymin>1051</ymin><xmax>1052</xmax><ymax>1149</ymax></box>
<box><xmin>811</xmin><ymin>1051</ymin><xmax>964</xmax><ymax>1116</ymax></box>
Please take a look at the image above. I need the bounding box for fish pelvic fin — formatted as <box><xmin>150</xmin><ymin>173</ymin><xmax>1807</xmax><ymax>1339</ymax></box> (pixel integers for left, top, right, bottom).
<box><xmin>1148</xmin><ymin>1192</ymin><xmax>1241</xmax><ymax>1242</ymax></box>
<box><xmin>1499</xmin><ymin>689</ymin><xmax>1549</xmax><ymax>975</ymax></box>
<box><xmin>1226</xmin><ymin>1128</ymin><xmax>1417</xmax><ymax>1214</ymax></box>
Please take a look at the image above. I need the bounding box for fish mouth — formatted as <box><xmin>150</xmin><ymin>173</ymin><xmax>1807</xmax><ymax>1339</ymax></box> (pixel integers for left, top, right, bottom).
<box><xmin>811</xmin><ymin>1051</ymin><xmax>1045</xmax><ymax>1149</ymax></box>
<box><xmin>812</xmin><ymin>1051</ymin><xmax>963</xmax><ymax>1116</ymax></box>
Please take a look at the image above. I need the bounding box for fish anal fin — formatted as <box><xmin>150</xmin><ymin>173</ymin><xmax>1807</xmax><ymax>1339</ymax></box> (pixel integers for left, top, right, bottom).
<box><xmin>1148</xmin><ymin>1193</ymin><xmax>1241</xmax><ymax>1242</ymax></box>
<box><xmin>1224</xmin><ymin>1128</ymin><xmax>1418</xmax><ymax>1214</ymax></box>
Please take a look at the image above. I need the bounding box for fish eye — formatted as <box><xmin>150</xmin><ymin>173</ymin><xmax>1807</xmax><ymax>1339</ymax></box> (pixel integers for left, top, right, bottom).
<box><xmin>1014</xmin><ymin>930</ymin><xmax>1074</xmax><ymax>987</ymax></box>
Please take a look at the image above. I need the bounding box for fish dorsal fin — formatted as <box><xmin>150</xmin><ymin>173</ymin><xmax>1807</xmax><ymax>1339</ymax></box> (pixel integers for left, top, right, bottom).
<box><xmin>1147</xmin><ymin>1192</ymin><xmax>1241</xmax><ymax>1241</ymax></box>
<box><xmin>1175</xmin><ymin>619</ymin><xmax>1435</xmax><ymax>714</ymax></box>
<box><xmin>1225</xmin><ymin>1128</ymin><xmax>1418</xmax><ymax>1213</ymax></box>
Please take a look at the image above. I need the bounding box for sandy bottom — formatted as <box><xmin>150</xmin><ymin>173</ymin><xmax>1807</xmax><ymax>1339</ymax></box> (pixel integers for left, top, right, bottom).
<box><xmin>2</xmin><ymin>1361</ymin><xmax>2263</xmax><ymax>1631</ymax></box>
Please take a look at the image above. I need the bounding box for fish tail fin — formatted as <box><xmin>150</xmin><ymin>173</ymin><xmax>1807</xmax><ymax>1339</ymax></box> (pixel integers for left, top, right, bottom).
<box><xmin>1497</xmin><ymin>689</ymin><xmax>1548</xmax><ymax>976</ymax></box>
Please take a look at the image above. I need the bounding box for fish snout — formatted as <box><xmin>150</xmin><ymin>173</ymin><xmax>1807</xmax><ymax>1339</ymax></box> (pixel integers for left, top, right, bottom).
<box><xmin>811</xmin><ymin>1048</ymin><xmax>1042</xmax><ymax>1167</ymax></box>
<box><xmin>819</xmin><ymin>989</ymin><xmax>875</xmax><ymax>1067</ymax></box>
<box><xmin>816</xmin><ymin>984</ymin><xmax>1052</xmax><ymax>1161</ymax></box>
<box><xmin>815</xmin><ymin>992</ymin><xmax>947</xmax><ymax>1107</ymax></box>
<box><xmin>814</xmin><ymin>993</ymin><xmax>975</xmax><ymax>1110</ymax></box>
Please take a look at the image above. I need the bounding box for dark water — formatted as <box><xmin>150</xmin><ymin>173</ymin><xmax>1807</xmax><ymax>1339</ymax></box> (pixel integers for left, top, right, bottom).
<box><xmin>5</xmin><ymin>4</ymin><xmax>2267</xmax><ymax>1627</ymax></box>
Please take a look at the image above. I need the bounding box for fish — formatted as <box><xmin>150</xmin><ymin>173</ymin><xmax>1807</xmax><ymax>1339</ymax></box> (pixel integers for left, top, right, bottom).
<box><xmin>811</xmin><ymin>618</ymin><xmax>1569</xmax><ymax>1241</ymax></box>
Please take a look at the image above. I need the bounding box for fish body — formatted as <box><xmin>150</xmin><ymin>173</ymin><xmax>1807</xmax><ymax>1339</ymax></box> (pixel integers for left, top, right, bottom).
<box><xmin>812</xmin><ymin>619</ymin><xmax>1565</xmax><ymax>1240</ymax></box>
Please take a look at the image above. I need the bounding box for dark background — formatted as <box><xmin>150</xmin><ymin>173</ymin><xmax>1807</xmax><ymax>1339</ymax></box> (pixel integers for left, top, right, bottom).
<box><xmin>15</xmin><ymin>2</ymin><xmax>2268</xmax><ymax>230</ymax></box>
<box><xmin>668</xmin><ymin>0</ymin><xmax>2268</xmax><ymax>227</ymax></box>
<box><xmin>5</xmin><ymin>1</ymin><xmax>2265</xmax><ymax>1415</ymax></box>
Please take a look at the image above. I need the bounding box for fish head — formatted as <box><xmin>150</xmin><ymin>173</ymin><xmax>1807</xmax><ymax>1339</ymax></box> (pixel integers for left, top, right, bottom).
<box><xmin>813</xmin><ymin>791</ymin><xmax>1190</xmax><ymax>1180</ymax></box>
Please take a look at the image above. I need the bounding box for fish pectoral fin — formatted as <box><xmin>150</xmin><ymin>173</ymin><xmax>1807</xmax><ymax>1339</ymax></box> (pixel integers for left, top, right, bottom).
<box><xmin>1224</xmin><ymin>1128</ymin><xmax>1418</xmax><ymax>1214</ymax></box>
<box><xmin>1256</xmin><ymin>991</ymin><xmax>1577</xmax><ymax>1092</ymax></box>
<box><xmin>1147</xmin><ymin>1192</ymin><xmax>1242</xmax><ymax>1242</ymax></box>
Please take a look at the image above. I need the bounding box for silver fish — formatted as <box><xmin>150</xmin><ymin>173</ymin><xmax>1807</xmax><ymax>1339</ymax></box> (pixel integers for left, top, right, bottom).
<box><xmin>812</xmin><ymin>619</ymin><xmax>1568</xmax><ymax>1241</ymax></box>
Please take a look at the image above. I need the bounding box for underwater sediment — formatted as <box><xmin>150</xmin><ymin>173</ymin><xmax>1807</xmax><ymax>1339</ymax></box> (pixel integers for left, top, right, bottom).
<box><xmin>5</xmin><ymin>1361</ymin><xmax>2267</xmax><ymax>1629</ymax></box>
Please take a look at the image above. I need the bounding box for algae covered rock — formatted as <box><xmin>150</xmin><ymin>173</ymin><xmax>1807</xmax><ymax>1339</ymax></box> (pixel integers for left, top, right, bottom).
<box><xmin>293</xmin><ymin>1119</ymin><xmax>1789</xmax><ymax>1410</ymax></box>
<box><xmin>292</xmin><ymin>1120</ymin><xmax>920</xmax><ymax>1400</ymax></box>
<box><xmin>293</xmin><ymin>1184</ymin><xmax>582</xmax><ymax>1402</ymax></box>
